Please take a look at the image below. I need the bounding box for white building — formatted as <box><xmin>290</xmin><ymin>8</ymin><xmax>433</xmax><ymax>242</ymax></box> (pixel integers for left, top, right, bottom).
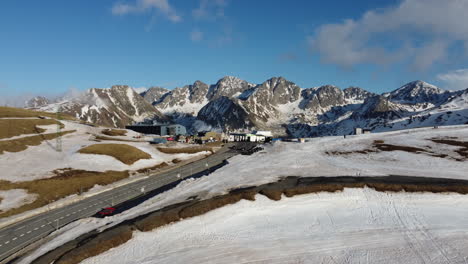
<box><xmin>354</xmin><ymin>128</ymin><xmax>363</xmax><ymax>135</ymax></box>
<box><xmin>253</xmin><ymin>130</ymin><xmax>273</xmax><ymax>137</ymax></box>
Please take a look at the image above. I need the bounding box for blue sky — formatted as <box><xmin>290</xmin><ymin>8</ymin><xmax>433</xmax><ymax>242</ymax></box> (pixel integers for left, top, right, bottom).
<box><xmin>1</xmin><ymin>0</ymin><xmax>468</xmax><ymax>99</ymax></box>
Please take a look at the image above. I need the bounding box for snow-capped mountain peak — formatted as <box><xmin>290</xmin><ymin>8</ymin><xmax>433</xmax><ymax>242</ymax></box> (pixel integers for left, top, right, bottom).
<box><xmin>388</xmin><ymin>80</ymin><xmax>446</xmax><ymax>104</ymax></box>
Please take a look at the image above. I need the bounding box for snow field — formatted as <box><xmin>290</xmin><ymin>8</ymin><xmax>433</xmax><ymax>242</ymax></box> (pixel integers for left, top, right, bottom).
<box><xmin>82</xmin><ymin>189</ymin><xmax>468</xmax><ymax>264</ymax></box>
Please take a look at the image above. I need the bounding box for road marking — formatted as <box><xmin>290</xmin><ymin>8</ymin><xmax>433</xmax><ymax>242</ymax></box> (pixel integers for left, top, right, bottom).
<box><xmin>66</xmin><ymin>214</ymin><xmax>70</xmax><ymax>217</ymax></box>
<box><xmin>59</xmin><ymin>216</ymin><xmax>64</xmax><ymax>219</ymax></box>
<box><xmin>34</xmin><ymin>227</ymin><xmax>38</xmax><ymax>231</ymax></box>
<box><xmin>41</xmin><ymin>225</ymin><xmax>45</xmax><ymax>228</ymax></box>
<box><xmin>27</xmin><ymin>231</ymin><xmax>31</xmax><ymax>234</ymax></box>
<box><xmin>12</xmin><ymin>237</ymin><xmax>17</xmax><ymax>241</ymax></box>
<box><xmin>5</xmin><ymin>241</ymin><xmax>9</xmax><ymax>244</ymax></box>
<box><xmin>20</xmin><ymin>234</ymin><xmax>24</xmax><ymax>237</ymax></box>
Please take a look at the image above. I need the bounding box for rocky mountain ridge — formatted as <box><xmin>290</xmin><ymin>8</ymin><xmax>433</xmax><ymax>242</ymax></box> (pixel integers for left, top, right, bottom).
<box><xmin>28</xmin><ymin>77</ymin><xmax>468</xmax><ymax>136</ymax></box>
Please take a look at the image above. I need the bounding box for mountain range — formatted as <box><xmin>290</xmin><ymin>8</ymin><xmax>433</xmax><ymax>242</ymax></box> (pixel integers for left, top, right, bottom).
<box><xmin>26</xmin><ymin>77</ymin><xmax>468</xmax><ymax>137</ymax></box>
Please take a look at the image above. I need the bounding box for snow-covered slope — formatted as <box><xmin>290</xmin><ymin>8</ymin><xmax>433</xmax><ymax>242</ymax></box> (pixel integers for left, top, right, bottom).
<box><xmin>38</xmin><ymin>85</ymin><xmax>167</xmax><ymax>128</ymax></box>
<box><xmin>83</xmin><ymin>190</ymin><xmax>468</xmax><ymax>264</ymax></box>
<box><xmin>23</xmin><ymin>125</ymin><xmax>468</xmax><ymax>264</ymax></box>
<box><xmin>387</xmin><ymin>80</ymin><xmax>449</xmax><ymax>104</ymax></box>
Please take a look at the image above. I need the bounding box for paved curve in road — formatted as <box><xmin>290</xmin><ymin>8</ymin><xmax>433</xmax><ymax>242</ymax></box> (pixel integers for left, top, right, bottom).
<box><xmin>0</xmin><ymin>143</ymin><xmax>248</xmax><ymax>263</ymax></box>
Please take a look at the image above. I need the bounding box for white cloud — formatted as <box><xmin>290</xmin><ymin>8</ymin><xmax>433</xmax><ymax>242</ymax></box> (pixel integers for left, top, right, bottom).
<box><xmin>190</xmin><ymin>29</ymin><xmax>204</xmax><ymax>42</ymax></box>
<box><xmin>308</xmin><ymin>0</ymin><xmax>468</xmax><ymax>70</ymax></box>
<box><xmin>437</xmin><ymin>69</ymin><xmax>468</xmax><ymax>90</ymax></box>
<box><xmin>112</xmin><ymin>0</ymin><xmax>181</xmax><ymax>23</ymax></box>
<box><xmin>132</xmin><ymin>87</ymin><xmax>148</xmax><ymax>94</ymax></box>
<box><xmin>192</xmin><ymin>0</ymin><xmax>227</xmax><ymax>20</ymax></box>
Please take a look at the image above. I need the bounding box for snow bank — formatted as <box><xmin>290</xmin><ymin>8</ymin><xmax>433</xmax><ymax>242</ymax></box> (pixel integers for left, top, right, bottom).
<box><xmin>0</xmin><ymin>189</ymin><xmax>37</xmax><ymax>212</ymax></box>
<box><xmin>82</xmin><ymin>189</ymin><xmax>468</xmax><ymax>264</ymax></box>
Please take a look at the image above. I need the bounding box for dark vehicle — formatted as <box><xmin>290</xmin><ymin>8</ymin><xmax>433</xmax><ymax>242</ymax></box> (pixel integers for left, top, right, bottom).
<box><xmin>97</xmin><ymin>207</ymin><xmax>116</xmax><ymax>217</ymax></box>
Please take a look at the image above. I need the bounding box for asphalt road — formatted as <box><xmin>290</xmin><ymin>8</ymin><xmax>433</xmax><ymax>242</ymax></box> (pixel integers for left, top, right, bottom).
<box><xmin>0</xmin><ymin>143</ymin><xmax>247</xmax><ymax>263</ymax></box>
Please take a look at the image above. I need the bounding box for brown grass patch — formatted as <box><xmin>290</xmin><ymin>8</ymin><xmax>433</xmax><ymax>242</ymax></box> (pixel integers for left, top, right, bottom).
<box><xmin>78</xmin><ymin>144</ymin><xmax>151</xmax><ymax>165</ymax></box>
<box><xmin>101</xmin><ymin>129</ymin><xmax>127</xmax><ymax>137</ymax></box>
<box><xmin>0</xmin><ymin>169</ymin><xmax>129</xmax><ymax>218</ymax></box>
<box><xmin>205</xmin><ymin>141</ymin><xmax>224</xmax><ymax>147</ymax></box>
<box><xmin>136</xmin><ymin>162</ymin><xmax>168</xmax><ymax>174</ymax></box>
<box><xmin>178</xmin><ymin>195</ymin><xmax>245</xmax><ymax>219</ymax></box>
<box><xmin>134</xmin><ymin>203</ymin><xmax>189</xmax><ymax>232</ymax></box>
<box><xmin>55</xmin><ymin>226</ymin><xmax>134</xmax><ymax>264</ymax></box>
<box><xmin>0</xmin><ymin>119</ymin><xmax>63</xmax><ymax>139</ymax></box>
<box><xmin>95</xmin><ymin>135</ymin><xmax>139</xmax><ymax>142</ymax></box>
<box><xmin>326</xmin><ymin>139</ymin><xmax>443</xmax><ymax>158</ymax></box>
<box><xmin>431</xmin><ymin>138</ymin><xmax>468</xmax><ymax>159</ymax></box>
<box><xmin>0</xmin><ymin>106</ymin><xmax>74</xmax><ymax>120</ymax></box>
<box><xmin>0</xmin><ymin>130</ymin><xmax>75</xmax><ymax>154</ymax></box>
<box><xmin>157</xmin><ymin>146</ymin><xmax>214</xmax><ymax>154</ymax></box>
<box><xmin>373</xmin><ymin>142</ymin><xmax>426</xmax><ymax>153</ymax></box>
<box><xmin>259</xmin><ymin>189</ymin><xmax>283</xmax><ymax>201</ymax></box>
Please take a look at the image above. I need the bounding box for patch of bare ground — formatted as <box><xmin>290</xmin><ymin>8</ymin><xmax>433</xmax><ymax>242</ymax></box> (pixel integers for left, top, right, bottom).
<box><xmin>101</xmin><ymin>129</ymin><xmax>127</xmax><ymax>137</ymax></box>
<box><xmin>34</xmin><ymin>176</ymin><xmax>468</xmax><ymax>264</ymax></box>
<box><xmin>0</xmin><ymin>106</ymin><xmax>75</xmax><ymax>120</ymax></box>
<box><xmin>0</xmin><ymin>119</ymin><xmax>64</xmax><ymax>139</ymax></box>
<box><xmin>431</xmin><ymin>138</ymin><xmax>468</xmax><ymax>160</ymax></box>
<box><xmin>78</xmin><ymin>144</ymin><xmax>151</xmax><ymax>165</ymax></box>
<box><xmin>0</xmin><ymin>170</ymin><xmax>129</xmax><ymax>218</ymax></box>
<box><xmin>326</xmin><ymin>140</ymin><xmax>458</xmax><ymax>160</ymax></box>
<box><xmin>94</xmin><ymin>135</ymin><xmax>140</xmax><ymax>142</ymax></box>
<box><xmin>157</xmin><ymin>146</ymin><xmax>214</xmax><ymax>154</ymax></box>
<box><xmin>136</xmin><ymin>162</ymin><xmax>169</xmax><ymax>174</ymax></box>
<box><xmin>53</xmin><ymin>226</ymin><xmax>135</xmax><ymax>264</ymax></box>
<box><xmin>0</xmin><ymin>130</ymin><xmax>75</xmax><ymax>154</ymax></box>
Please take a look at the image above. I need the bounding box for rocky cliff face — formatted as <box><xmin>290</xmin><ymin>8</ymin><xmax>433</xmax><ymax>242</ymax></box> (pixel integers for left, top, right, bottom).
<box><xmin>197</xmin><ymin>96</ymin><xmax>253</xmax><ymax>131</ymax></box>
<box><xmin>344</xmin><ymin>87</ymin><xmax>376</xmax><ymax>103</ymax></box>
<box><xmin>141</xmin><ymin>87</ymin><xmax>170</xmax><ymax>105</ymax></box>
<box><xmin>207</xmin><ymin>76</ymin><xmax>255</xmax><ymax>100</ymax></box>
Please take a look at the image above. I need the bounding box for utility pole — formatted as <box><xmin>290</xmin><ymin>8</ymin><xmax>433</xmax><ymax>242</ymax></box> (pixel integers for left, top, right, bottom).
<box><xmin>56</xmin><ymin>105</ymin><xmax>62</xmax><ymax>152</ymax></box>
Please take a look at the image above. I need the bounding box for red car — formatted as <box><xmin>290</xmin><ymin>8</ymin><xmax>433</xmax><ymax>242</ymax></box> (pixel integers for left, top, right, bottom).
<box><xmin>98</xmin><ymin>207</ymin><xmax>116</xmax><ymax>217</ymax></box>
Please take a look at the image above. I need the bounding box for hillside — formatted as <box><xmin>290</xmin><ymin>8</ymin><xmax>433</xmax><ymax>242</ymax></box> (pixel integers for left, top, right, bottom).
<box><xmin>0</xmin><ymin>107</ymin><xmax>212</xmax><ymax>220</ymax></box>
<box><xmin>22</xmin><ymin>124</ymin><xmax>468</xmax><ymax>264</ymax></box>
